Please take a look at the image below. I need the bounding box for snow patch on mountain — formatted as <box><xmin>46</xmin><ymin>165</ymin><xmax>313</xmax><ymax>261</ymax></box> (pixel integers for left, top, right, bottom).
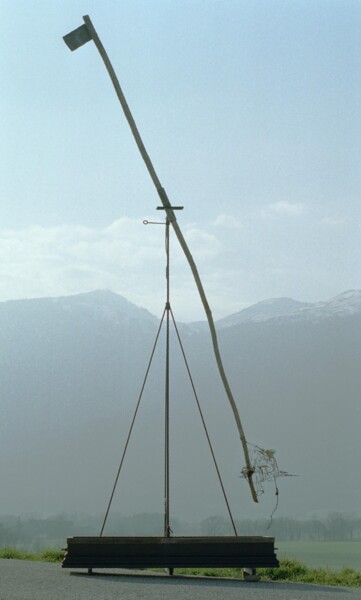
<box><xmin>295</xmin><ymin>289</ymin><xmax>361</xmax><ymax>322</ymax></box>
<box><xmin>215</xmin><ymin>290</ymin><xmax>361</xmax><ymax>329</ymax></box>
<box><xmin>216</xmin><ymin>297</ymin><xmax>312</xmax><ymax>328</ymax></box>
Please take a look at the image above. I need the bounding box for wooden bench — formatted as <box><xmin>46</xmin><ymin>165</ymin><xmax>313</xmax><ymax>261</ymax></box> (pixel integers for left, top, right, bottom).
<box><xmin>62</xmin><ymin>536</ymin><xmax>279</xmax><ymax>573</ymax></box>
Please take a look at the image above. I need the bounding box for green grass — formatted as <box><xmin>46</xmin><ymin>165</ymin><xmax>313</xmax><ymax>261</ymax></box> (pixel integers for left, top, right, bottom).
<box><xmin>0</xmin><ymin>548</ymin><xmax>64</xmax><ymax>563</ymax></box>
<box><xmin>260</xmin><ymin>557</ymin><xmax>361</xmax><ymax>587</ymax></box>
<box><xmin>0</xmin><ymin>548</ymin><xmax>360</xmax><ymax>587</ymax></box>
<box><xmin>172</xmin><ymin>559</ymin><xmax>361</xmax><ymax>587</ymax></box>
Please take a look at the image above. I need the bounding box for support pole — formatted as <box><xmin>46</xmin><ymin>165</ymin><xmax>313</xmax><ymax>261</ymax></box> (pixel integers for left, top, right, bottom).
<box><xmin>164</xmin><ymin>218</ymin><xmax>171</xmax><ymax>537</ymax></box>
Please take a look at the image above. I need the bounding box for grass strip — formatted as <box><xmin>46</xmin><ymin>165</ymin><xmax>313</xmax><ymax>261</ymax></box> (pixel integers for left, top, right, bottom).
<box><xmin>174</xmin><ymin>558</ymin><xmax>361</xmax><ymax>587</ymax></box>
<box><xmin>0</xmin><ymin>548</ymin><xmax>64</xmax><ymax>563</ymax></box>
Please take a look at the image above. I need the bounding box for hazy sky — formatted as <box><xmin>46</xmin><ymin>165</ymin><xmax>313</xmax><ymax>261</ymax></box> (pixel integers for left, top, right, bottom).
<box><xmin>1</xmin><ymin>1</ymin><xmax>360</xmax><ymax>320</ymax></box>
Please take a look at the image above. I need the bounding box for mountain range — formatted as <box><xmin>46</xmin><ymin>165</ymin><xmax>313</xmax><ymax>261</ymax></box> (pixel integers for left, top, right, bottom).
<box><xmin>0</xmin><ymin>289</ymin><xmax>360</xmax><ymax>526</ymax></box>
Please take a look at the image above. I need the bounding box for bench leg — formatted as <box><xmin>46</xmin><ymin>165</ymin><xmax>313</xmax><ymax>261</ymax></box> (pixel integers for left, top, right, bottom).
<box><xmin>88</xmin><ymin>568</ymin><xmax>93</xmax><ymax>575</ymax></box>
<box><xmin>165</xmin><ymin>567</ymin><xmax>174</xmax><ymax>576</ymax></box>
<box><xmin>243</xmin><ymin>568</ymin><xmax>260</xmax><ymax>582</ymax></box>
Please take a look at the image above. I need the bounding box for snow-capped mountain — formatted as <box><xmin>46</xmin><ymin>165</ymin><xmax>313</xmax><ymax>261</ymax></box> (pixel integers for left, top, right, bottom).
<box><xmin>215</xmin><ymin>290</ymin><xmax>361</xmax><ymax>329</ymax></box>
<box><xmin>216</xmin><ymin>297</ymin><xmax>311</xmax><ymax>328</ymax></box>
<box><xmin>2</xmin><ymin>289</ymin><xmax>158</xmax><ymax>326</ymax></box>
<box><xmin>295</xmin><ymin>289</ymin><xmax>361</xmax><ymax>321</ymax></box>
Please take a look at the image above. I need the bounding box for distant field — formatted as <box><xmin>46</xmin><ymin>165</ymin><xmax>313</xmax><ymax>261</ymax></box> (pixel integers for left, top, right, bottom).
<box><xmin>276</xmin><ymin>541</ymin><xmax>361</xmax><ymax>571</ymax></box>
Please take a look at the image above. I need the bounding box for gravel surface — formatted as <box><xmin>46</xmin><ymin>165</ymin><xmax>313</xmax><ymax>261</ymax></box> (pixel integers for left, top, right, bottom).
<box><xmin>0</xmin><ymin>559</ymin><xmax>359</xmax><ymax>600</ymax></box>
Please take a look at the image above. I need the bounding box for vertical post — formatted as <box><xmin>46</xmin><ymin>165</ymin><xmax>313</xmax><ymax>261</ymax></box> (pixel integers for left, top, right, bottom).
<box><xmin>164</xmin><ymin>218</ymin><xmax>171</xmax><ymax>537</ymax></box>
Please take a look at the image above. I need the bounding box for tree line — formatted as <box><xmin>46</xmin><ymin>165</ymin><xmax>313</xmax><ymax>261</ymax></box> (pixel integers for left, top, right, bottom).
<box><xmin>0</xmin><ymin>512</ymin><xmax>360</xmax><ymax>550</ymax></box>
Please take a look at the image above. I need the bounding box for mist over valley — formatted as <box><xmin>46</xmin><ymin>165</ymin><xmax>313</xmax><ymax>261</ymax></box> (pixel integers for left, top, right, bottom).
<box><xmin>1</xmin><ymin>289</ymin><xmax>360</xmax><ymax>525</ymax></box>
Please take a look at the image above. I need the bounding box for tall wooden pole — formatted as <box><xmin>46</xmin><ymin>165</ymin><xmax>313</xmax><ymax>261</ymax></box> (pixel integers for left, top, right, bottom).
<box><xmin>71</xmin><ymin>15</ymin><xmax>258</xmax><ymax>503</ymax></box>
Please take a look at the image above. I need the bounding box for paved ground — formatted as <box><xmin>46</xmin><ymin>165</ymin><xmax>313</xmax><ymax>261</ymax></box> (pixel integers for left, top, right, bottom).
<box><xmin>0</xmin><ymin>559</ymin><xmax>359</xmax><ymax>600</ymax></box>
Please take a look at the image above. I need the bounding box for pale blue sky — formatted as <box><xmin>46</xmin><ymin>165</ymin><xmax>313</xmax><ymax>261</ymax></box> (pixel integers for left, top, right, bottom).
<box><xmin>0</xmin><ymin>1</ymin><xmax>360</xmax><ymax>320</ymax></box>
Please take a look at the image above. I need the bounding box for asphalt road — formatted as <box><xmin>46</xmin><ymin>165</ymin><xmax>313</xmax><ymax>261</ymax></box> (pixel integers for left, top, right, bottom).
<box><xmin>0</xmin><ymin>559</ymin><xmax>359</xmax><ymax>600</ymax></box>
